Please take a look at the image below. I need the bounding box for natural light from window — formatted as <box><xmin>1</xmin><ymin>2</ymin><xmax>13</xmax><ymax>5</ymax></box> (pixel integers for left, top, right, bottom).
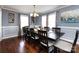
<box><xmin>20</xmin><ymin>15</ymin><xmax>29</xmax><ymax>29</ymax></box>
<box><xmin>48</xmin><ymin>12</ymin><xmax>56</xmax><ymax>29</ymax></box>
<box><xmin>42</xmin><ymin>15</ymin><xmax>47</xmax><ymax>28</ymax></box>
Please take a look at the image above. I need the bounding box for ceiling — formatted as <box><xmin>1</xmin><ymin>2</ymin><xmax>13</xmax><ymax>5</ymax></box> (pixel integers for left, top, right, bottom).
<box><xmin>0</xmin><ymin>5</ymin><xmax>67</xmax><ymax>14</ymax></box>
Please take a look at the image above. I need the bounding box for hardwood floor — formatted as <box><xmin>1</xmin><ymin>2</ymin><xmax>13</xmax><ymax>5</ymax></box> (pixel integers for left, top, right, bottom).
<box><xmin>75</xmin><ymin>45</ymin><xmax>79</xmax><ymax>53</ymax></box>
<box><xmin>0</xmin><ymin>37</ymin><xmax>79</xmax><ymax>53</ymax></box>
<box><xmin>0</xmin><ymin>37</ymin><xmax>43</xmax><ymax>53</ymax></box>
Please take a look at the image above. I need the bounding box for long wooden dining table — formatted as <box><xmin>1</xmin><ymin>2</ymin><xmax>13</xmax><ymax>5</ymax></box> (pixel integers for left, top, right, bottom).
<box><xmin>33</xmin><ymin>29</ymin><xmax>64</xmax><ymax>41</ymax></box>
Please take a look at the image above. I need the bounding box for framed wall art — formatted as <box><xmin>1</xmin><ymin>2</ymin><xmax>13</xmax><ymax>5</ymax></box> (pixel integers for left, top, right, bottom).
<box><xmin>61</xmin><ymin>9</ymin><xmax>79</xmax><ymax>23</ymax></box>
<box><xmin>8</xmin><ymin>13</ymin><xmax>15</xmax><ymax>23</ymax></box>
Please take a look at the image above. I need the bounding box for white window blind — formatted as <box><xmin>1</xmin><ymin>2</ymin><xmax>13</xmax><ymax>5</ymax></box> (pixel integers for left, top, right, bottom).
<box><xmin>48</xmin><ymin>12</ymin><xmax>56</xmax><ymax>29</ymax></box>
<box><xmin>42</xmin><ymin>15</ymin><xmax>47</xmax><ymax>28</ymax></box>
<box><xmin>20</xmin><ymin>15</ymin><xmax>29</xmax><ymax>28</ymax></box>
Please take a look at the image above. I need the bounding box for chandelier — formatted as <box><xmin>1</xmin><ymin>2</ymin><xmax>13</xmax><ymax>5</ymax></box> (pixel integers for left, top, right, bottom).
<box><xmin>30</xmin><ymin>5</ymin><xmax>39</xmax><ymax>17</ymax></box>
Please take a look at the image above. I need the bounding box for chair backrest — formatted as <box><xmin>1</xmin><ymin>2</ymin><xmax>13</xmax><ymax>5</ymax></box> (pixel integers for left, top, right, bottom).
<box><xmin>38</xmin><ymin>30</ymin><xmax>48</xmax><ymax>46</ymax></box>
<box><xmin>22</xmin><ymin>26</ymin><xmax>29</xmax><ymax>34</ymax></box>
<box><xmin>52</xmin><ymin>27</ymin><xmax>61</xmax><ymax>33</ymax></box>
<box><xmin>29</xmin><ymin>28</ymin><xmax>35</xmax><ymax>39</ymax></box>
<box><xmin>38</xmin><ymin>30</ymin><xmax>47</xmax><ymax>37</ymax></box>
<box><xmin>52</xmin><ymin>27</ymin><xmax>61</xmax><ymax>39</ymax></box>
<box><xmin>44</xmin><ymin>27</ymin><xmax>49</xmax><ymax>31</ymax></box>
<box><xmin>30</xmin><ymin>28</ymin><xmax>34</xmax><ymax>31</ymax></box>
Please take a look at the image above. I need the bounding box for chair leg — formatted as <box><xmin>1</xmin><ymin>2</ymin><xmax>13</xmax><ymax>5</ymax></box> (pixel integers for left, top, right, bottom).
<box><xmin>71</xmin><ymin>50</ymin><xmax>75</xmax><ymax>53</ymax></box>
<box><xmin>23</xmin><ymin>34</ymin><xmax>27</xmax><ymax>40</ymax></box>
<box><xmin>53</xmin><ymin>46</ymin><xmax>57</xmax><ymax>53</ymax></box>
<box><xmin>71</xmin><ymin>47</ymin><xmax>75</xmax><ymax>53</ymax></box>
<box><xmin>49</xmin><ymin>49</ymin><xmax>54</xmax><ymax>53</ymax></box>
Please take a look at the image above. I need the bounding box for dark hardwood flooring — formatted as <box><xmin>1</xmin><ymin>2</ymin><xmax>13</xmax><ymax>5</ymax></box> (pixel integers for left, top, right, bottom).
<box><xmin>0</xmin><ymin>37</ymin><xmax>45</xmax><ymax>53</ymax></box>
<box><xmin>0</xmin><ymin>37</ymin><xmax>79</xmax><ymax>53</ymax></box>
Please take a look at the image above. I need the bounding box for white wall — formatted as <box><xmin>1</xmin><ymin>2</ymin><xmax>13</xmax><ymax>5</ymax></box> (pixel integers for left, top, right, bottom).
<box><xmin>2</xmin><ymin>26</ymin><xmax>19</xmax><ymax>39</ymax></box>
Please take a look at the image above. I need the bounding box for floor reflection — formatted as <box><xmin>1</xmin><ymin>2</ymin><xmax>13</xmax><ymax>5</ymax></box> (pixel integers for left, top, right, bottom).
<box><xmin>18</xmin><ymin>40</ymin><xmax>25</xmax><ymax>53</ymax></box>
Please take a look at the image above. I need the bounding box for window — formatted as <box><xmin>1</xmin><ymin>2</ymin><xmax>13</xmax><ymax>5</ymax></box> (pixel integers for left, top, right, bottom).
<box><xmin>48</xmin><ymin>12</ymin><xmax>56</xmax><ymax>29</ymax></box>
<box><xmin>42</xmin><ymin>15</ymin><xmax>47</xmax><ymax>27</ymax></box>
<box><xmin>20</xmin><ymin>15</ymin><xmax>29</xmax><ymax>28</ymax></box>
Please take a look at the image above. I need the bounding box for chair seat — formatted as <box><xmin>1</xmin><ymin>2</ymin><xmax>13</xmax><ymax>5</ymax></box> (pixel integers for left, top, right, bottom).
<box><xmin>35</xmin><ymin>36</ymin><xmax>39</xmax><ymax>39</ymax></box>
<box><xmin>31</xmin><ymin>36</ymin><xmax>39</xmax><ymax>40</ymax></box>
<box><xmin>40</xmin><ymin>42</ymin><xmax>47</xmax><ymax>47</ymax></box>
<box><xmin>49</xmin><ymin>46</ymin><xmax>54</xmax><ymax>52</ymax></box>
<box><xmin>40</xmin><ymin>41</ymin><xmax>54</xmax><ymax>53</ymax></box>
<box><xmin>48</xmin><ymin>40</ymin><xmax>54</xmax><ymax>46</ymax></box>
<box><xmin>54</xmin><ymin>40</ymin><xmax>72</xmax><ymax>52</ymax></box>
<box><xmin>40</xmin><ymin>40</ymin><xmax>54</xmax><ymax>47</ymax></box>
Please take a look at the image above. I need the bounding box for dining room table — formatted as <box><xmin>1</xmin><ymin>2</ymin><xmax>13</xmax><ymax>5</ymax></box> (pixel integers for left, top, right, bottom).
<box><xmin>27</xmin><ymin>28</ymin><xmax>66</xmax><ymax>52</ymax></box>
<box><xmin>33</xmin><ymin>28</ymin><xmax>64</xmax><ymax>41</ymax></box>
<box><xmin>26</xmin><ymin>28</ymin><xmax>79</xmax><ymax>53</ymax></box>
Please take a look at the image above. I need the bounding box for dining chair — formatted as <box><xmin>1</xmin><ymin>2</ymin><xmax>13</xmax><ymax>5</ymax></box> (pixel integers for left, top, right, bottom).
<box><xmin>22</xmin><ymin>26</ymin><xmax>29</xmax><ymax>39</ymax></box>
<box><xmin>26</xmin><ymin>29</ymin><xmax>31</xmax><ymax>39</ymax></box>
<box><xmin>52</xmin><ymin>27</ymin><xmax>61</xmax><ymax>32</ymax></box>
<box><xmin>54</xmin><ymin>30</ymin><xmax>78</xmax><ymax>53</ymax></box>
<box><xmin>38</xmin><ymin>30</ymin><xmax>48</xmax><ymax>52</ymax></box>
<box><xmin>30</xmin><ymin>28</ymin><xmax>39</xmax><ymax>42</ymax></box>
<box><xmin>44</xmin><ymin>27</ymin><xmax>49</xmax><ymax>31</ymax></box>
<box><xmin>38</xmin><ymin>30</ymin><xmax>54</xmax><ymax>53</ymax></box>
<box><xmin>52</xmin><ymin>27</ymin><xmax>61</xmax><ymax>39</ymax></box>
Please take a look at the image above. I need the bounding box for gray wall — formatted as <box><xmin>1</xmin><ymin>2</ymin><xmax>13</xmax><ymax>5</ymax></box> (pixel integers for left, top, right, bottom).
<box><xmin>2</xmin><ymin>9</ymin><xmax>20</xmax><ymax>38</ymax></box>
<box><xmin>2</xmin><ymin>9</ymin><xmax>42</xmax><ymax>38</ymax></box>
<box><xmin>2</xmin><ymin>9</ymin><xmax>19</xmax><ymax>26</ymax></box>
<box><xmin>56</xmin><ymin>5</ymin><xmax>79</xmax><ymax>27</ymax></box>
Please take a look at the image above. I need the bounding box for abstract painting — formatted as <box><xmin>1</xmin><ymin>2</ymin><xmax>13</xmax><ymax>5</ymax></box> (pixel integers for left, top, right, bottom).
<box><xmin>61</xmin><ymin>9</ymin><xmax>79</xmax><ymax>23</ymax></box>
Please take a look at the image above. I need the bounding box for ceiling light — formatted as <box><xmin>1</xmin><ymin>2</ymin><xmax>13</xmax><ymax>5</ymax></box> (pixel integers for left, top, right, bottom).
<box><xmin>30</xmin><ymin>5</ymin><xmax>39</xmax><ymax>17</ymax></box>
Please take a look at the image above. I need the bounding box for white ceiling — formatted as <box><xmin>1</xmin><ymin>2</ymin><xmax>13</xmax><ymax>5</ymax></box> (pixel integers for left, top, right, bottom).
<box><xmin>0</xmin><ymin>5</ymin><xmax>67</xmax><ymax>14</ymax></box>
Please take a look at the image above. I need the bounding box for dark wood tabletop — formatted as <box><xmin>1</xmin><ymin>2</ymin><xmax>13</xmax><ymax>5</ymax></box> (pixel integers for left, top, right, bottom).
<box><xmin>33</xmin><ymin>29</ymin><xmax>64</xmax><ymax>41</ymax></box>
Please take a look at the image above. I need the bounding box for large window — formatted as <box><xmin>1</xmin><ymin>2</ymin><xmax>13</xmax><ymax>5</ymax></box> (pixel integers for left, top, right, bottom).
<box><xmin>42</xmin><ymin>15</ymin><xmax>47</xmax><ymax>27</ymax></box>
<box><xmin>20</xmin><ymin>14</ymin><xmax>29</xmax><ymax>35</ymax></box>
<box><xmin>20</xmin><ymin>15</ymin><xmax>29</xmax><ymax>28</ymax></box>
<box><xmin>48</xmin><ymin>12</ymin><xmax>56</xmax><ymax>29</ymax></box>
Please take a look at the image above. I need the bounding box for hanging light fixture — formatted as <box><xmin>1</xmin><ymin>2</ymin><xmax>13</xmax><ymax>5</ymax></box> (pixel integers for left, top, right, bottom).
<box><xmin>30</xmin><ymin>5</ymin><xmax>39</xmax><ymax>17</ymax></box>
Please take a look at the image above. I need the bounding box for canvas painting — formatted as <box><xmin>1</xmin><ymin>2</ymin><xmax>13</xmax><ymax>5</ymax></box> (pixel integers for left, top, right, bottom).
<box><xmin>8</xmin><ymin>13</ymin><xmax>15</xmax><ymax>23</ymax></box>
<box><xmin>61</xmin><ymin>9</ymin><xmax>79</xmax><ymax>23</ymax></box>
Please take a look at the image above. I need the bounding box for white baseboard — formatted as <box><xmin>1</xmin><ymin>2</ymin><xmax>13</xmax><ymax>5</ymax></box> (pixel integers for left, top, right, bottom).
<box><xmin>2</xmin><ymin>26</ymin><xmax>19</xmax><ymax>40</ymax></box>
<box><xmin>0</xmin><ymin>35</ymin><xmax>18</xmax><ymax>41</ymax></box>
<box><xmin>2</xmin><ymin>35</ymin><xmax>18</xmax><ymax>39</ymax></box>
<box><xmin>0</xmin><ymin>38</ymin><xmax>2</xmax><ymax>41</ymax></box>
